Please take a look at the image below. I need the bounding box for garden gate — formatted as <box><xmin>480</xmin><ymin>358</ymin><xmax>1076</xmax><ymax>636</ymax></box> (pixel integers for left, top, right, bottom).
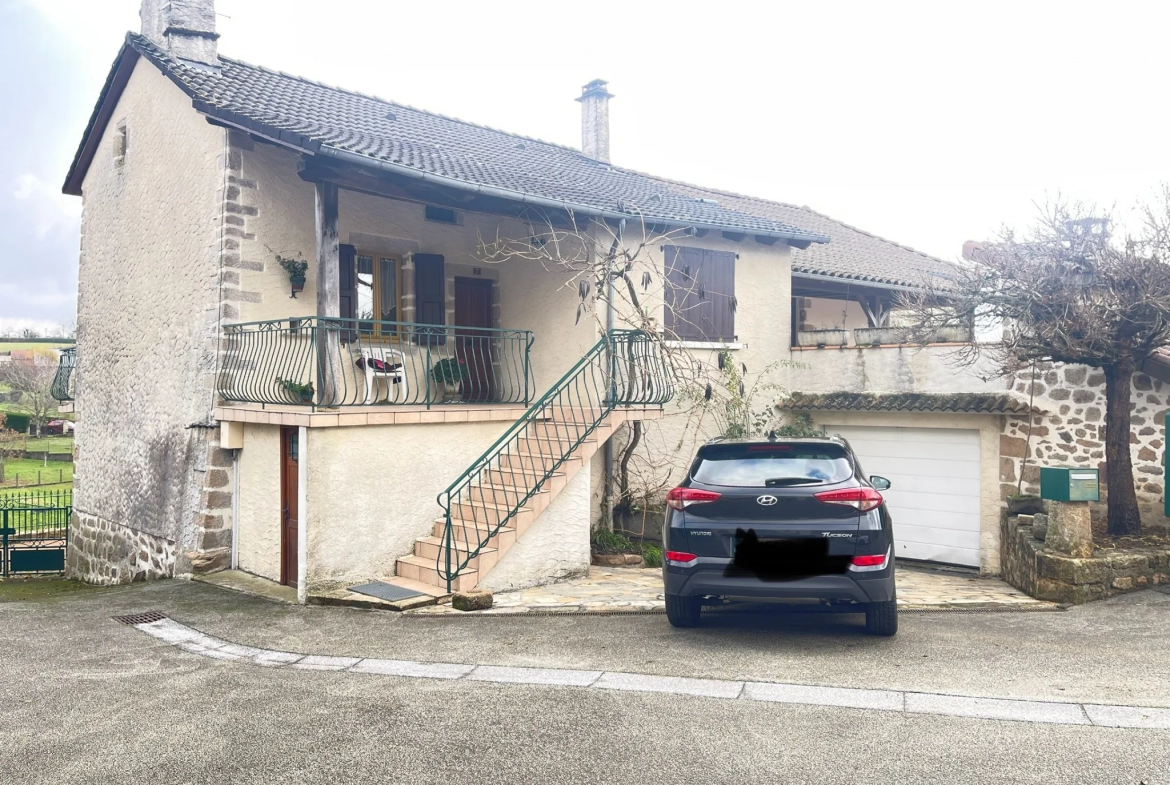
<box><xmin>0</xmin><ymin>491</ymin><xmax>70</xmax><ymax>575</ymax></box>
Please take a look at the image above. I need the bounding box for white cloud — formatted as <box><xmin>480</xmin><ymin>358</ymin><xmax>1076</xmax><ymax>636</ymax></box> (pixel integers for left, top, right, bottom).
<box><xmin>11</xmin><ymin>173</ymin><xmax>82</xmax><ymax>240</ymax></box>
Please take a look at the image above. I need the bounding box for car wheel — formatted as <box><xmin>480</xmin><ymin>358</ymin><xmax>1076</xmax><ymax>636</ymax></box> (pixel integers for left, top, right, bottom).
<box><xmin>865</xmin><ymin>599</ymin><xmax>898</xmax><ymax>636</ymax></box>
<box><xmin>665</xmin><ymin>594</ymin><xmax>702</xmax><ymax>628</ymax></box>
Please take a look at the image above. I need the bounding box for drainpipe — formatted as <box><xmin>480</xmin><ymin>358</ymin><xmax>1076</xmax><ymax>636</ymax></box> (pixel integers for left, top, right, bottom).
<box><xmin>230</xmin><ymin>450</ymin><xmax>240</xmax><ymax>570</ymax></box>
<box><xmin>601</xmin><ymin>218</ymin><xmax>626</xmax><ymax>529</ymax></box>
<box><xmin>297</xmin><ymin>425</ymin><xmax>308</xmax><ymax>604</ymax></box>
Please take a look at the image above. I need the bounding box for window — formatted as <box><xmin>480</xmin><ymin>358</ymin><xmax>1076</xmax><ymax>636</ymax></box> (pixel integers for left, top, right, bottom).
<box><xmin>664</xmin><ymin>246</ymin><xmax>736</xmax><ymax>342</ymax></box>
<box><xmin>692</xmin><ymin>443</ymin><xmax>853</xmax><ymax>487</ymax></box>
<box><xmin>355</xmin><ymin>251</ymin><xmax>402</xmax><ymax>338</ymax></box>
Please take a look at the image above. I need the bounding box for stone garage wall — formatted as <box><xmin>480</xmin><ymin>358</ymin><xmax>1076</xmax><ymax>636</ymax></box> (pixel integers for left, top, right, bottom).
<box><xmin>999</xmin><ymin>363</ymin><xmax>1169</xmax><ymax>530</ymax></box>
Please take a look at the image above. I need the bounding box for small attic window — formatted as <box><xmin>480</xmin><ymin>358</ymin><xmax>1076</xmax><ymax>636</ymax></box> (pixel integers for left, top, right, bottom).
<box><xmin>113</xmin><ymin>123</ymin><xmax>128</xmax><ymax>167</ymax></box>
<box><xmin>425</xmin><ymin>205</ymin><xmax>461</xmax><ymax>225</ymax></box>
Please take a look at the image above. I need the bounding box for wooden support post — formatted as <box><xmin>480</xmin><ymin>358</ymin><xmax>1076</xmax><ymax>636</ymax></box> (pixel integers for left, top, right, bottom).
<box><xmin>315</xmin><ymin>181</ymin><xmax>342</xmax><ymax>405</ymax></box>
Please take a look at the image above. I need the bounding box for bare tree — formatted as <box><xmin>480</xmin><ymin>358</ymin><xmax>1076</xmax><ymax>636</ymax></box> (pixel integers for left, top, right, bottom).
<box><xmin>477</xmin><ymin>208</ymin><xmax>735</xmax><ymax>522</ymax></box>
<box><xmin>0</xmin><ymin>357</ymin><xmax>59</xmax><ymax>438</ymax></box>
<box><xmin>0</xmin><ymin>414</ymin><xmax>27</xmax><ymax>484</ymax></box>
<box><xmin>903</xmin><ymin>193</ymin><xmax>1170</xmax><ymax>537</ymax></box>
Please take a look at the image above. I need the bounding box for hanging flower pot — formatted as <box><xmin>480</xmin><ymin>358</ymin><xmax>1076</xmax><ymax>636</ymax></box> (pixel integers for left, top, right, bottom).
<box><xmin>276</xmin><ymin>254</ymin><xmax>310</xmax><ymax>299</ymax></box>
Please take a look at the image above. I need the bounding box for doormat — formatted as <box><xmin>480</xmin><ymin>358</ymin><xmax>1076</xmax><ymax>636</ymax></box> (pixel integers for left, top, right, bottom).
<box><xmin>348</xmin><ymin>581</ymin><xmax>426</xmax><ymax>602</ymax></box>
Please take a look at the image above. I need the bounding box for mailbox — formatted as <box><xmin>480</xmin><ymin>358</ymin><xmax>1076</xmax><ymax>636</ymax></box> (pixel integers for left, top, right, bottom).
<box><xmin>1039</xmin><ymin>467</ymin><xmax>1100</xmax><ymax>502</ymax></box>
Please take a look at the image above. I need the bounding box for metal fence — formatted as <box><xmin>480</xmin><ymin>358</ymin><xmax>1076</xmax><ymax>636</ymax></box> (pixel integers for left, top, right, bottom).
<box><xmin>217</xmin><ymin>317</ymin><xmax>535</xmax><ymax>409</ymax></box>
<box><xmin>1</xmin><ymin>489</ymin><xmax>71</xmax><ymax>575</ymax></box>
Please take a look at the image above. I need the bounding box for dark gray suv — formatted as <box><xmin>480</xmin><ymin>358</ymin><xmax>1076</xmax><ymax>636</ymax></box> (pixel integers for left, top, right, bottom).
<box><xmin>661</xmin><ymin>435</ymin><xmax>897</xmax><ymax>635</ymax></box>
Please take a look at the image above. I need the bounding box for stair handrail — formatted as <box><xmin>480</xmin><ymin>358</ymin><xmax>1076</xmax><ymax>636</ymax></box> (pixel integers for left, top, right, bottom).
<box><xmin>434</xmin><ymin>329</ymin><xmax>673</xmax><ymax>590</ymax></box>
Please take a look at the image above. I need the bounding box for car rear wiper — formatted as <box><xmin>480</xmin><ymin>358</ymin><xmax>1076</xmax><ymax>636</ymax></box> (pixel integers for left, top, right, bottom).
<box><xmin>763</xmin><ymin>477</ymin><xmax>824</xmax><ymax>487</ymax></box>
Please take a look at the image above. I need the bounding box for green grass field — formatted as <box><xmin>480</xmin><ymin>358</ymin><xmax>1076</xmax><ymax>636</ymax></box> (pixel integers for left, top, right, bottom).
<box><xmin>0</xmin><ymin>457</ymin><xmax>73</xmax><ymax>491</ymax></box>
<box><xmin>25</xmin><ymin>436</ymin><xmax>73</xmax><ymax>454</ymax></box>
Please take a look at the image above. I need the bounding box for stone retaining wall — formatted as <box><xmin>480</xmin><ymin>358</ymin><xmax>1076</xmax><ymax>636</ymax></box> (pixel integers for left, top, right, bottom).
<box><xmin>68</xmin><ymin>511</ymin><xmax>177</xmax><ymax>584</ymax></box>
<box><xmin>1001</xmin><ymin>513</ymin><xmax>1169</xmax><ymax>604</ymax></box>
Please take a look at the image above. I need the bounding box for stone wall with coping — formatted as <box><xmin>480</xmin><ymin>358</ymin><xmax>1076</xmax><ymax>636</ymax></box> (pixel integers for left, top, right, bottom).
<box><xmin>1002</xmin><ymin>513</ymin><xmax>1169</xmax><ymax>603</ymax></box>
<box><xmin>69</xmin><ymin>58</ymin><xmax>239</xmax><ymax>583</ymax></box>
<box><xmin>999</xmin><ymin>363</ymin><xmax>1169</xmax><ymax>530</ymax></box>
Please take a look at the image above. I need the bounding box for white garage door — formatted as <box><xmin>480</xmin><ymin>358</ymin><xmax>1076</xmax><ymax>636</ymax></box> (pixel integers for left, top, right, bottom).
<box><xmin>824</xmin><ymin>425</ymin><xmax>982</xmax><ymax>567</ymax></box>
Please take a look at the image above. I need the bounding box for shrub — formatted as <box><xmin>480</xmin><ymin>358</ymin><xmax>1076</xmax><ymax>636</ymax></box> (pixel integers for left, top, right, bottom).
<box><xmin>3</xmin><ymin>413</ymin><xmax>30</xmax><ymax>433</ymax></box>
<box><xmin>639</xmin><ymin>543</ymin><xmax>663</xmax><ymax>568</ymax></box>
<box><xmin>590</xmin><ymin>527</ymin><xmax>633</xmax><ymax>554</ymax></box>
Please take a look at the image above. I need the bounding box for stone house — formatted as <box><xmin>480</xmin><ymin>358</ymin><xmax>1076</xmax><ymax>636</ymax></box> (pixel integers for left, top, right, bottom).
<box><xmin>57</xmin><ymin>0</ymin><xmax>1167</xmax><ymax>600</ymax></box>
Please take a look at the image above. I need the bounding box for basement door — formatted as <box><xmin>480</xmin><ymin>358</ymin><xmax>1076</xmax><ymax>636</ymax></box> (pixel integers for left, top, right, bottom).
<box><xmin>280</xmin><ymin>426</ymin><xmax>299</xmax><ymax>586</ymax></box>
<box><xmin>824</xmin><ymin>425</ymin><xmax>982</xmax><ymax>567</ymax></box>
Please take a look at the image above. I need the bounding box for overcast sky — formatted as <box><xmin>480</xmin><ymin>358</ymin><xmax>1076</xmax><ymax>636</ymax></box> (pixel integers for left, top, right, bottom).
<box><xmin>2</xmin><ymin>0</ymin><xmax>1168</xmax><ymax>333</ymax></box>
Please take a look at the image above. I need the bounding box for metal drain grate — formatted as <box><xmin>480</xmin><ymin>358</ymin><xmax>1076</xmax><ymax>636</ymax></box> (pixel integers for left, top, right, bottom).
<box><xmin>113</xmin><ymin>611</ymin><xmax>168</xmax><ymax>625</ymax></box>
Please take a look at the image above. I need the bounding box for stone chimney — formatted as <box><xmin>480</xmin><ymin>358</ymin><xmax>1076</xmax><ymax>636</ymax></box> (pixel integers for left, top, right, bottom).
<box><xmin>141</xmin><ymin>0</ymin><xmax>219</xmax><ymax>67</ymax></box>
<box><xmin>576</xmin><ymin>79</ymin><xmax>613</xmax><ymax>162</ymax></box>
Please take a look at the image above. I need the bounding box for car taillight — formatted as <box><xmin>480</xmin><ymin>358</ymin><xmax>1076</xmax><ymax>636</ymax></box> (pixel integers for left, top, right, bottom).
<box><xmin>848</xmin><ymin>547</ymin><xmax>891</xmax><ymax>572</ymax></box>
<box><xmin>851</xmin><ymin>553</ymin><xmax>887</xmax><ymax>567</ymax></box>
<box><xmin>813</xmin><ymin>487</ymin><xmax>883</xmax><ymax>513</ymax></box>
<box><xmin>665</xmin><ymin>487</ymin><xmax>722</xmax><ymax>511</ymax></box>
<box><xmin>665</xmin><ymin>551</ymin><xmax>698</xmax><ymax>565</ymax></box>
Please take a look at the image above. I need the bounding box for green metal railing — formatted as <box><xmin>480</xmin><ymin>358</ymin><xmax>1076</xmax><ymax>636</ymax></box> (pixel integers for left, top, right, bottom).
<box><xmin>435</xmin><ymin>330</ymin><xmax>674</xmax><ymax>589</ymax></box>
<box><xmin>50</xmin><ymin>347</ymin><xmax>75</xmax><ymax>402</ymax></box>
<box><xmin>1</xmin><ymin>490</ymin><xmax>71</xmax><ymax>575</ymax></box>
<box><xmin>217</xmin><ymin>317</ymin><xmax>534</xmax><ymax>408</ymax></box>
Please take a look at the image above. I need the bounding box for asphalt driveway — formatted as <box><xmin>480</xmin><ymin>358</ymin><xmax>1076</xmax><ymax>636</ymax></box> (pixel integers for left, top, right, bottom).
<box><xmin>1</xmin><ymin>579</ymin><xmax>1167</xmax><ymax>784</ymax></box>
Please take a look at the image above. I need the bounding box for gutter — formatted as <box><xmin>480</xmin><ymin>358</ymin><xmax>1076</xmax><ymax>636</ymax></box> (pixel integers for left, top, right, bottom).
<box><xmin>791</xmin><ymin>270</ymin><xmax>921</xmax><ymax>293</ymax></box>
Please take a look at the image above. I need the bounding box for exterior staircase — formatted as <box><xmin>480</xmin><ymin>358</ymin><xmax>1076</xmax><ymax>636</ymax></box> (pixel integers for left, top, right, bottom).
<box><xmin>386</xmin><ymin>331</ymin><xmax>673</xmax><ymax>596</ymax></box>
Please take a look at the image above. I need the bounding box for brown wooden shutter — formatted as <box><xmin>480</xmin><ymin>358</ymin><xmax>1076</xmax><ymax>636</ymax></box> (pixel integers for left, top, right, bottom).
<box><xmin>704</xmin><ymin>250</ymin><xmax>736</xmax><ymax>342</ymax></box>
<box><xmin>413</xmin><ymin>253</ymin><xmax>445</xmax><ymax>344</ymax></box>
<box><xmin>665</xmin><ymin>246</ymin><xmax>704</xmax><ymax>341</ymax></box>
<box><xmin>338</xmin><ymin>244</ymin><xmax>357</xmax><ymax>342</ymax></box>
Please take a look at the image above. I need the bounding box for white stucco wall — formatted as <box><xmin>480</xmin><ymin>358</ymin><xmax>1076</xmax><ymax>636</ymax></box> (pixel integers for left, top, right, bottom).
<box><xmin>479</xmin><ymin>463</ymin><xmax>592</xmax><ymax>591</ymax></box>
<box><xmin>787</xmin><ymin>345</ymin><xmax>1003</xmax><ymax>395</ymax></box>
<box><xmin>71</xmin><ymin>57</ymin><xmax>227</xmax><ymax>578</ymax></box>
<box><xmin>302</xmin><ymin>421</ymin><xmax>513</xmax><ymax>589</ymax></box>
<box><xmin>236</xmin><ymin>423</ymin><xmax>282</xmax><ymax>581</ymax></box>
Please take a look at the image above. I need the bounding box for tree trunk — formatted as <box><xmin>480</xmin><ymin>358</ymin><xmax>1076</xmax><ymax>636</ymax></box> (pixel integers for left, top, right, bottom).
<box><xmin>616</xmin><ymin>420</ymin><xmax>642</xmax><ymax>512</ymax></box>
<box><xmin>1103</xmin><ymin>358</ymin><xmax>1142</xmax><ymax>537</ymax></box>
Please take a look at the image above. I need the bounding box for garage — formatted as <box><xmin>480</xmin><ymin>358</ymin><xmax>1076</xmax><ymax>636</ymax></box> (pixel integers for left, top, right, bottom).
<box><xmin>822</xmin><ymin>425</ymin><xmax>982</xmax><ymax>567</ymax></box>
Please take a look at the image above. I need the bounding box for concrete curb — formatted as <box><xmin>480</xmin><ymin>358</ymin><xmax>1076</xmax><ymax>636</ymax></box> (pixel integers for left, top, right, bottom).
<box><xmin>128</xmin><ymin>615</ymin><xmax>1170</xmax><ymax>729</ymax></box>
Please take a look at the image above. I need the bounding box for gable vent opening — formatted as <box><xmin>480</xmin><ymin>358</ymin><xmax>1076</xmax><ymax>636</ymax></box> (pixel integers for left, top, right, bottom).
<box><xmin>425</xmin><ymin>205</ymin><xmax>461</xmax><ymax>225</ymax></box>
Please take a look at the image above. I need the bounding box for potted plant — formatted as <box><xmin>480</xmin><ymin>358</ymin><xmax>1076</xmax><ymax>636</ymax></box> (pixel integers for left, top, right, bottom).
<box><xmin>431</xmin><ymin>358</ymin><xmax>469</xmax><ymax>402</ymax></box>
<box><xmin>276</xmin><ymin>254</ymin><xmax>309</xmax><ymax>297</ymax></box>
<box><xmin>276</xmin><ymin>377</ymin><xmax>314</xmax><ymax>404</ymax></box>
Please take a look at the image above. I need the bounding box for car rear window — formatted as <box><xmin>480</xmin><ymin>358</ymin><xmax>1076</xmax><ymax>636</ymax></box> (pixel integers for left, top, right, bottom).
<box><xmin>691</xmin><ymin>443</ymin><xmax>854</xmax><ymax>487</ymax></box>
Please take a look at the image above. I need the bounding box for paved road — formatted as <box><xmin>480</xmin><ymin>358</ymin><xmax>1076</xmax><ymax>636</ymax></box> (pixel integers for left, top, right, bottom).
<box><xmin>1</xmin><ymin>580</ymin><xmax>1167</xmax><ymax>784</ymax></box>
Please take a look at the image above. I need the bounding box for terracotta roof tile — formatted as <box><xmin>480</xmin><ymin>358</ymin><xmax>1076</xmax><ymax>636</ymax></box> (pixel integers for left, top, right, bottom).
<box><xmin>780</xmin><ymin>391</ymin><xmax>1032</xmax><ymax>414</ymax></box>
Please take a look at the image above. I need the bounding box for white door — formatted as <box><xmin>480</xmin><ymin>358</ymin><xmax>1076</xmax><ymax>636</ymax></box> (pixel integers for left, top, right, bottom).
<box><xmin>824</xmin><ymin>425</ymin><xmax>982</xmax><ymax>567</ymax></box>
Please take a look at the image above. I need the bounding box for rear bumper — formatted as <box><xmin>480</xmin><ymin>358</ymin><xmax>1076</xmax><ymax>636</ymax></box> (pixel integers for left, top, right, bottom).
<box><xmin>664</xmin><ymin>560</ymin><xmax>895</xmax><ymax>604</ymax></box>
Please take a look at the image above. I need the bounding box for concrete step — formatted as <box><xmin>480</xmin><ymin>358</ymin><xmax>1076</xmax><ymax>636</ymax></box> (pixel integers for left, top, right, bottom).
<box><xmin>396</xmin><ymin>554</ymin><xmax>478</xmax><ymax>592</ymax></box>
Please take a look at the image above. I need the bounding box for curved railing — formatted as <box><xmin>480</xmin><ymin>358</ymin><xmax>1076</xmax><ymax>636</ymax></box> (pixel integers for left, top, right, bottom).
<box><xmin>217</xmin><ymin>317</ymin><xmax>534</xmax><ymax>408</ymax></box>
<box><xmin>50</xmin><ymin>348</ymin><xmax>76</xmax><ymax>402</ymax></box>
<box><xmin>435</xmin><ymin>330</ymin><xmax>674</xmax><ymax>590</ymax></box>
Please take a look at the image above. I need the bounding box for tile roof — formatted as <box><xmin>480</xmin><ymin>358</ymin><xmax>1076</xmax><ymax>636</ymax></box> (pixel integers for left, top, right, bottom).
<box><xmin>65</xmin><ymin>34</ymin><xmax>959</xmax><ymax>288</ymax></box>
<box><xmin>780</xmin><ymin>391</ymin><xmax>1033</xmax><ymax>414</ymax></box>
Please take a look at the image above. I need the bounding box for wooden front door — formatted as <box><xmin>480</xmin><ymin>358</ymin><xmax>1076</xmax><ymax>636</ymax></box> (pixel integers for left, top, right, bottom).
<box><xmin>280</xmin><ymin>426</ymin><xmax>299</xmax><ymax>586</ymax></box>
<box><xmin>454</xmin><ymin>277</ymin><xmax>495</xmax><ymax>403</ymax></box>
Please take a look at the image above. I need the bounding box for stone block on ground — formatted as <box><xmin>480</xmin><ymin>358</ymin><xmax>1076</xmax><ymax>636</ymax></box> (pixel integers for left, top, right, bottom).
<box><xmin>452</xmin><ymin>589</ymin><xmax>493</xmax><ymax>612</ymax></box>
<box><xmin>1046</xmin><ymin>502</ymin><xmax>1093</xmax><ymax>558</ymax></box>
